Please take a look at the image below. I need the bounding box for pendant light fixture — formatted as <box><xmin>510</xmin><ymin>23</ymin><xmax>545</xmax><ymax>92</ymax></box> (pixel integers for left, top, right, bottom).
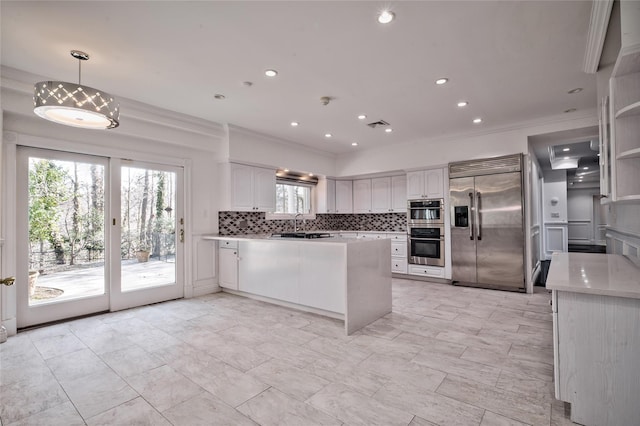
<box><xmin>33</xmin><ymin>50</ymin><xmax>120</xmax><ymax>129</ymax></box>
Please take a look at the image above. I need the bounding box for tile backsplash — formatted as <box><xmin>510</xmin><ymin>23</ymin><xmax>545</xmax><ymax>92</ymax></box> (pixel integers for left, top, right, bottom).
<box><xmin>218</xmin><ymin>211</ymin><xmax>407</xmax><ymax>235</ymax></box>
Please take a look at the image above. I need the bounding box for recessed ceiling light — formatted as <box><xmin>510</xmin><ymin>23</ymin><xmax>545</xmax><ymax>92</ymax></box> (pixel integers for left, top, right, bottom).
<box><xmin>563</xmin><ymin>157</ymin><xmax>570</xmax><ymax>160</ymax></box>
<box><xmin>290</xmin><ymin>121</ymin><xmax>299</xmax><ymax>127</ymax></box>
<box><xmin>377</xmin><ymin>10</ymin><xmax>395</xmax><ymax>24</ymax></box>
<box><xmin>385</xmin><ymin>128</ymin><xmax>393</xmax><ymax>133</ymax></box>
<box><xmin>568</xmin><ymin>88</ymin><xmax>583</xmax><ymax>94</ymax></box>
<box><xmin>325</xmin><ymin>133</ymin><xmax>332</xmax><ymax>138</ymax></box>
<box><xmin>265</xmin><ymin>69</ymin><xmax>278</xmax><ymax>77</ymax></box>
<box><xmin>564</xmin><ymin>108</ymin><xmax>577</xmax><ymax>113</ymax></box>
<box><xmin>457</xmin><ymin>101</ymin><xmax>468</xmax><ymax>107</ymax></box>
<box><xmin>473</xmin><ymin>118</ymin><xmax>482</xmax><ymax>124</ymax></box>
<box><xmin>583</xmin><ymin>167</ymin><xmax>588</xmax><ymax>170</ymax></box>
<box><xmin>435</xmin><ymin>78</ymin><xmax>448</xmax><ymax>85</ymax></box>
<box><xmin>284</xmin><ymin>169</ymin><xmax>289</xmax><ymax>172</ymax></box>
<box><xmin>562</xmin><ymin>148</ymin><xmax>570</xmax><ymax>152</ymax></box>
<box><xmin>214</xmin><ymin>94</ymin><xmax>226</xmax><ymax>100</ymax></box>
<box><xmin>358</xmin><ymin>114</ymin><xmax>367</xmax><ymax>120</ymax></box>
<box><xmin>352</xmin><ymin>142</ymin><xmax>359</xmax><ymax>146</ymax></box>
<box><xmin>308</xmin><ymin>173</ymin><xmax>314</xmax><ymax>177</ymax></box>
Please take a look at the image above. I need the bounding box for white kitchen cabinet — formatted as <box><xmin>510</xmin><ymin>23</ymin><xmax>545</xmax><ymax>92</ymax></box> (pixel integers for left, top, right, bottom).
<box><xmin>316</xmin><ymin>178</ymin><xmax>336</xmax><ymax>213</ymax></box>
<box><xmin>357</xmin><ymin>232</ymin><xmax>387</xmax><ymax>239</ymax></box>
<box><xmin>335</xmin><ymin>180</ymin><xmax>353</xmax><ymax>213</ymax></box>
<box><xmin>609</xmin><ymin>43</ymin><xmax>640</xmax><ymax>201</ymax></box>
<box><xmin>359</xmin><ymin>176</ymin><xmax>407</xmax><ymax>213</ymax></box>
<box><xmin>229</xmin><ymin>163</ymin><xmax>276</xmax><ymax>211</ymax></box>
<box><xmin>390</xmin><ymin>175</ymin><xmax>407</xmax><ymax>212</ymax></box>
<box><xmin>408</xmin><ymin>264</ymin><xmax>444</xmax><ymax>278</ymax></box>
<box><xmin>353</xmin><ymin>179</ymin><xmax>372</xmax><ymax>213</ymax></box>
<box><xmin>371</xmin><ymin>177</ymin><xmax>391</xmax><ymax>213</ymax></box>
<box><xmin>406</xmin><ymin>168</ymin><xmax>444</xmax><ymax>199</ymax></box>
<box><xmin>218</xmin><ymin>240</ymin><xmax>239</xmax><ymax>290</ymax></box>
<box><xmin>391</xmin><ymin>238</ymin><xmax>408</xmax><ymax>274</ymax></box>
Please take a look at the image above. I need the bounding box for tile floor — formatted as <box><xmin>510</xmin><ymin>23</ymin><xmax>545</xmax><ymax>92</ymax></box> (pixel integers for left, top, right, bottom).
<box><xmin>0</xmin><ymin>278</ymin><xmax>574</xmax><ymax>426</ymax></box>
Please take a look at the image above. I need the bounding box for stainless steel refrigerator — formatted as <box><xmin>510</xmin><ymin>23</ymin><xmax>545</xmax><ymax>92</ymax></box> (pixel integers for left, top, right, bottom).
<box><xmin>449</xmin><ymin>154</ymin><xmax>525</xmax><ymax>291</ymax></box>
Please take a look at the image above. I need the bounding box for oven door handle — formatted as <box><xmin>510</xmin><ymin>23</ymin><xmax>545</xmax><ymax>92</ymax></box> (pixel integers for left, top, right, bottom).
<box><xmin>408</xmin><ymin>237</ymin><xmax>444</xmax><ymax>241</ymax></box>
<box><xmin>468</xmin><ymin>192</ymin><xmax>474</xmax><ymax>240</ymax></box>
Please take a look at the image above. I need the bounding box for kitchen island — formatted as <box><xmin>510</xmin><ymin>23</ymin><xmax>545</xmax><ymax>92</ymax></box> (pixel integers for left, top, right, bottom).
<box><xmin>204</xmin><ymin>234</ymin><xmax>392</xmax><ymax>335</ymax></box>
<box><xmin>547</xmin><ymin>252</ymin><xmax>640</xmax><ymax>426</ymax></box>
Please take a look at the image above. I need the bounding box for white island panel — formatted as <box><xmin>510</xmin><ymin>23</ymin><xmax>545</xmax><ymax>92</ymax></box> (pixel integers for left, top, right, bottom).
<box><xmin>207</xmin><ymin>235</ymin><xmax>391</xmax><ymax>334</ymax></box>
<box><xmin>345</xmin><ymin>240</ymin><xmax>392</xmax><ymax>334</ymax></box>
<box><xmin>238</xmin><ymin>240</ymin><xmax>300</xmax><ymax>304</ymax></box>
<box><xmin>299</xmin><ymin>244</ymin><xmax>346</xmax><ymax>314</ymax></box>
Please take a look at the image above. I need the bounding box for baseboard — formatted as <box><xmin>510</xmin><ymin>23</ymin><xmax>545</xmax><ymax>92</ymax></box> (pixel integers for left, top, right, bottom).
<box><xmin>191</xmin><ymin>284</ymin><xmax>222</xmax><ymax>297</ymax></box>
<box><xmin>1</xmin><ymin>317</ymin><xmax>18</xmax><ymax>337</ymax></box>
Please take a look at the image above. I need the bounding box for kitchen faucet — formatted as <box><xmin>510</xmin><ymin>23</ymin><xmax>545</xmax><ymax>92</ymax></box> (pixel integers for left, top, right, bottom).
<box><xmin>293</xmin><ymin>213</ymin><xmax>303</xmax><ymax>232</ymax></box>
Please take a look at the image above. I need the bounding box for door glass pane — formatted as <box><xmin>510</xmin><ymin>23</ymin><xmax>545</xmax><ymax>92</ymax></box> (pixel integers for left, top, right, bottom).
<box><xmin>121</xmin><ymin>166</ymin><xmax>176</xmax><ymax>291</ymax></box>
<box><xmin>28</xmin><ymin>157</ymin><xmax>106</xmax><ymax>305</ymax></box>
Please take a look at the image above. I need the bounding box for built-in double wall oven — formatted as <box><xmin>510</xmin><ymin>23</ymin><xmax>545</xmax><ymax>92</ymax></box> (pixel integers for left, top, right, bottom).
<box><xmin>407</xmin><ymin>199</ymin><xmax>445</xmax><ymax>267</ymax></box>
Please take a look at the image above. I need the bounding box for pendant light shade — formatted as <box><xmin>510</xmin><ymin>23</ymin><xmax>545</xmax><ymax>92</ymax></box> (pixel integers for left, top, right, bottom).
<box><xmin>33</xmin><ymin>51</ymin><xmax>120</xmax><ymax>129</ymax></box>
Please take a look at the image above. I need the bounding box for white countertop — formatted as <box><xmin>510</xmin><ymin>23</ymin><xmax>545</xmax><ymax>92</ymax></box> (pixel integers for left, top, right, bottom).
<box><xmin>546</xmin><ymin>252</ymin><xmax>640</xmax><ymax>299</ymax></box>
<box><xmin>202</xmin><ymin>234</ymin><xmax>389</xmax><ymax>244</ymax></box>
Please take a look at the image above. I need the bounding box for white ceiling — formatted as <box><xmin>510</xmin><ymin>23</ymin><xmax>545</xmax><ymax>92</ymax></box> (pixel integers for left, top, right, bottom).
<box><xmin>1</xmin><ymin>1</ymin><xmax>596</xmax><ymax>154</ymax></box>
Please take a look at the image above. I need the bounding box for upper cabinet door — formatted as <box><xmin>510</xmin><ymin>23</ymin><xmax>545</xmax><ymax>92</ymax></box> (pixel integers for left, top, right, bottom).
<box><xmin>390</xmin><ymin>175</ymin><xmax>407</xmax><ymax>212</ymax></box>
<box><xmin>424</xmin><ymin>168</ymin><xmax>444</xmax><ymax>198</ymax></box>
<box><xmin>371</xmin><ymin>177</ymin><xmax>392</xmax><ymax>213</ymax></box>
<box><xmin>230</xmin><ymin>163</ymin><xmax>255</xmax><ymax>211</ymax></box>
<box><xmin>253</xmin><ymin>166</ymin><xmax>276</xmax><ymax>211</ymax></box>
<box><xmin>335</xmin><ymin>180</ymin><xmax>353</xmax><ymax>213</ymax></box>
<box><xmin>353</xmin><ymin>179</ymin><xmax>372</xmax><ymax>213</ymax></box>
<box><xmin>316</xmin><ymin>178</ymin><xmax>336</xmax><ymax>213</ymax></box>
<box><xmin>230</xmin><ymin>164</ymin><xmax>275</xmax><ymax>211</ymax></box>
<box><xmin>406</xmin><ymin>168</ymin><xmax>444</xmax><ymax>199</ymax></box>
<box><xmin>406</xmin><ymin>171</ymin><xmax>425</xmax><ymax>199</ymax></box>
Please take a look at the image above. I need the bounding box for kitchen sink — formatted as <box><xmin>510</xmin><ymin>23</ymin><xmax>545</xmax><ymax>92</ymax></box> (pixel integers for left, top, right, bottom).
<box><xmin>270</xmin><ymin>232</ymin><xmax>332</xmax><ymax>239</ymax></box>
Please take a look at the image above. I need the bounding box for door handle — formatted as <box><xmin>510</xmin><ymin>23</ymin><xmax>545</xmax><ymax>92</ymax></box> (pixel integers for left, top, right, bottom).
<box><xmin>476</xmin><ymin>192</ymin><xmax>482</xmax><ymax>241</ymax></box>
<box><xmin>468</xmin><ymin>192</ymin><xmax>474</xmax><ymax>240</ymax></box>
<box><xmin>179</xmin><ymin>229</ymin><xmax>184</xmax><ymax>243</ymax></box>
<box><xmin>1</xmin><ymin>276</ymin><xmax>16</xmax><ymax>286</ymax></box>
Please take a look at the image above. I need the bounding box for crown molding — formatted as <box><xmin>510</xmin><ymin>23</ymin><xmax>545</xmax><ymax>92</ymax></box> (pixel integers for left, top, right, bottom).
<box><xmin>583</xmin><ymin>0</ymin><xmax>614</xmax><ymax>74</ymax></box>
<box><xmin>1</xmin><ymin>66</ymin><xmax>226</xmax><ymax>140</ymax></box>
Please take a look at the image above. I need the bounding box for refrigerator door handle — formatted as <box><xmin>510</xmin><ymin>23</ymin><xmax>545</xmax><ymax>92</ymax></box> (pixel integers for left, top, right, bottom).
<box><xmin>468</xmin><ymin>192</ymin><xmax>474</xmax><ymax>240</ymax></box>
<box><xmin>476</xmin><ymin>191</ymin><xmax>482</xmax><ymax>240</ymax></box>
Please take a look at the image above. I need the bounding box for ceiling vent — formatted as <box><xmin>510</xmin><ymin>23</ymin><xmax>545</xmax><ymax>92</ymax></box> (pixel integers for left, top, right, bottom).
<box><xmin>366</xmin><ymin>119</ymin><xmax>390</xmax><ymax>128</ymax></box>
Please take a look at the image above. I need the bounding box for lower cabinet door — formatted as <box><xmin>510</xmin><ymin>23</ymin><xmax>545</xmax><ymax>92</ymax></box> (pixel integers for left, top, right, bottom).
<box><xmin>219</xmin><ymin>248</ymin><xmax>238</xmax><ymax>290</ymax></box>
<box><xmin>391</xmin><ymin>258</ymin><xmax>407</xmax><ymax>274</ymax></box>
<box><xmin>408</xmin><ymin>265</ymin><xmax>444</xmax><ymax>278</ymax></box>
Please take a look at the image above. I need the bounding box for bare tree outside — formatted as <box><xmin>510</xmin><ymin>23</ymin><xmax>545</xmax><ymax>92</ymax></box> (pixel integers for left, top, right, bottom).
<box><xmin>27</xmin><ymin>158</ymin><xmax>177</xmax><ymax>302</ymax></box>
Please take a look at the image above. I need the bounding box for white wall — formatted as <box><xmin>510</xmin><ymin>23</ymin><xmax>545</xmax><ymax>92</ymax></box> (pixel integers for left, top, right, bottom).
<box><xmin>227</xmin><ymin>125</ymin><xmax>336</xmax><ymax>177</ymax></box>
<box><xmin>335</xmin><ymin>114</ymin><xmax>597</xmax><ymax>177</ymax></box>
<box><xmin>542</xmin><ymin>169</ymin><xmax>568</xmax><ymax>257</ymax></box>
<box><xmin>567</xmin><ymin>188</ymin><xmax>600</xmax><ymax>244</ymax></box>
<box><xmin>543</xmin><ymin>169</ymin><xmax>568</xmax><ymax>223</ymax></box>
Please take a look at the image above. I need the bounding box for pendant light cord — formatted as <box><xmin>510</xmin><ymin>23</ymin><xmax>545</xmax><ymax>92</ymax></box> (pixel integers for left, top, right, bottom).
<box><xmin>78</xmin><ymin>58</ymin><xmax>82</xmax><ymax>85</ymax></box>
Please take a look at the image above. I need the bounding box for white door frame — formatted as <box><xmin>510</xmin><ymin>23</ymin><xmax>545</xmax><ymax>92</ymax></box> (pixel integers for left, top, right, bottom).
<box><xmin>16</xmin><ymin>147</ymin><xmax>111</xmax><ymax>328</ymax></box>
<box><xmin>109</xmin><ymin>159</ymin><xmax>185</xmax><ymax>311</ymax></box>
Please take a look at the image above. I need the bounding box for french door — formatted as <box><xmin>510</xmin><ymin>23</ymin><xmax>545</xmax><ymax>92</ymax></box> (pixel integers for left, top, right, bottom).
<box><xmin>16</xmin><ymin>148</ymin><xmax>184</xmax><ymax>328</ymax></box>
<box><xmin>110</xmin><ymin>160</ymin><xmax>184</xmax><ymax>311</ymax></box>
